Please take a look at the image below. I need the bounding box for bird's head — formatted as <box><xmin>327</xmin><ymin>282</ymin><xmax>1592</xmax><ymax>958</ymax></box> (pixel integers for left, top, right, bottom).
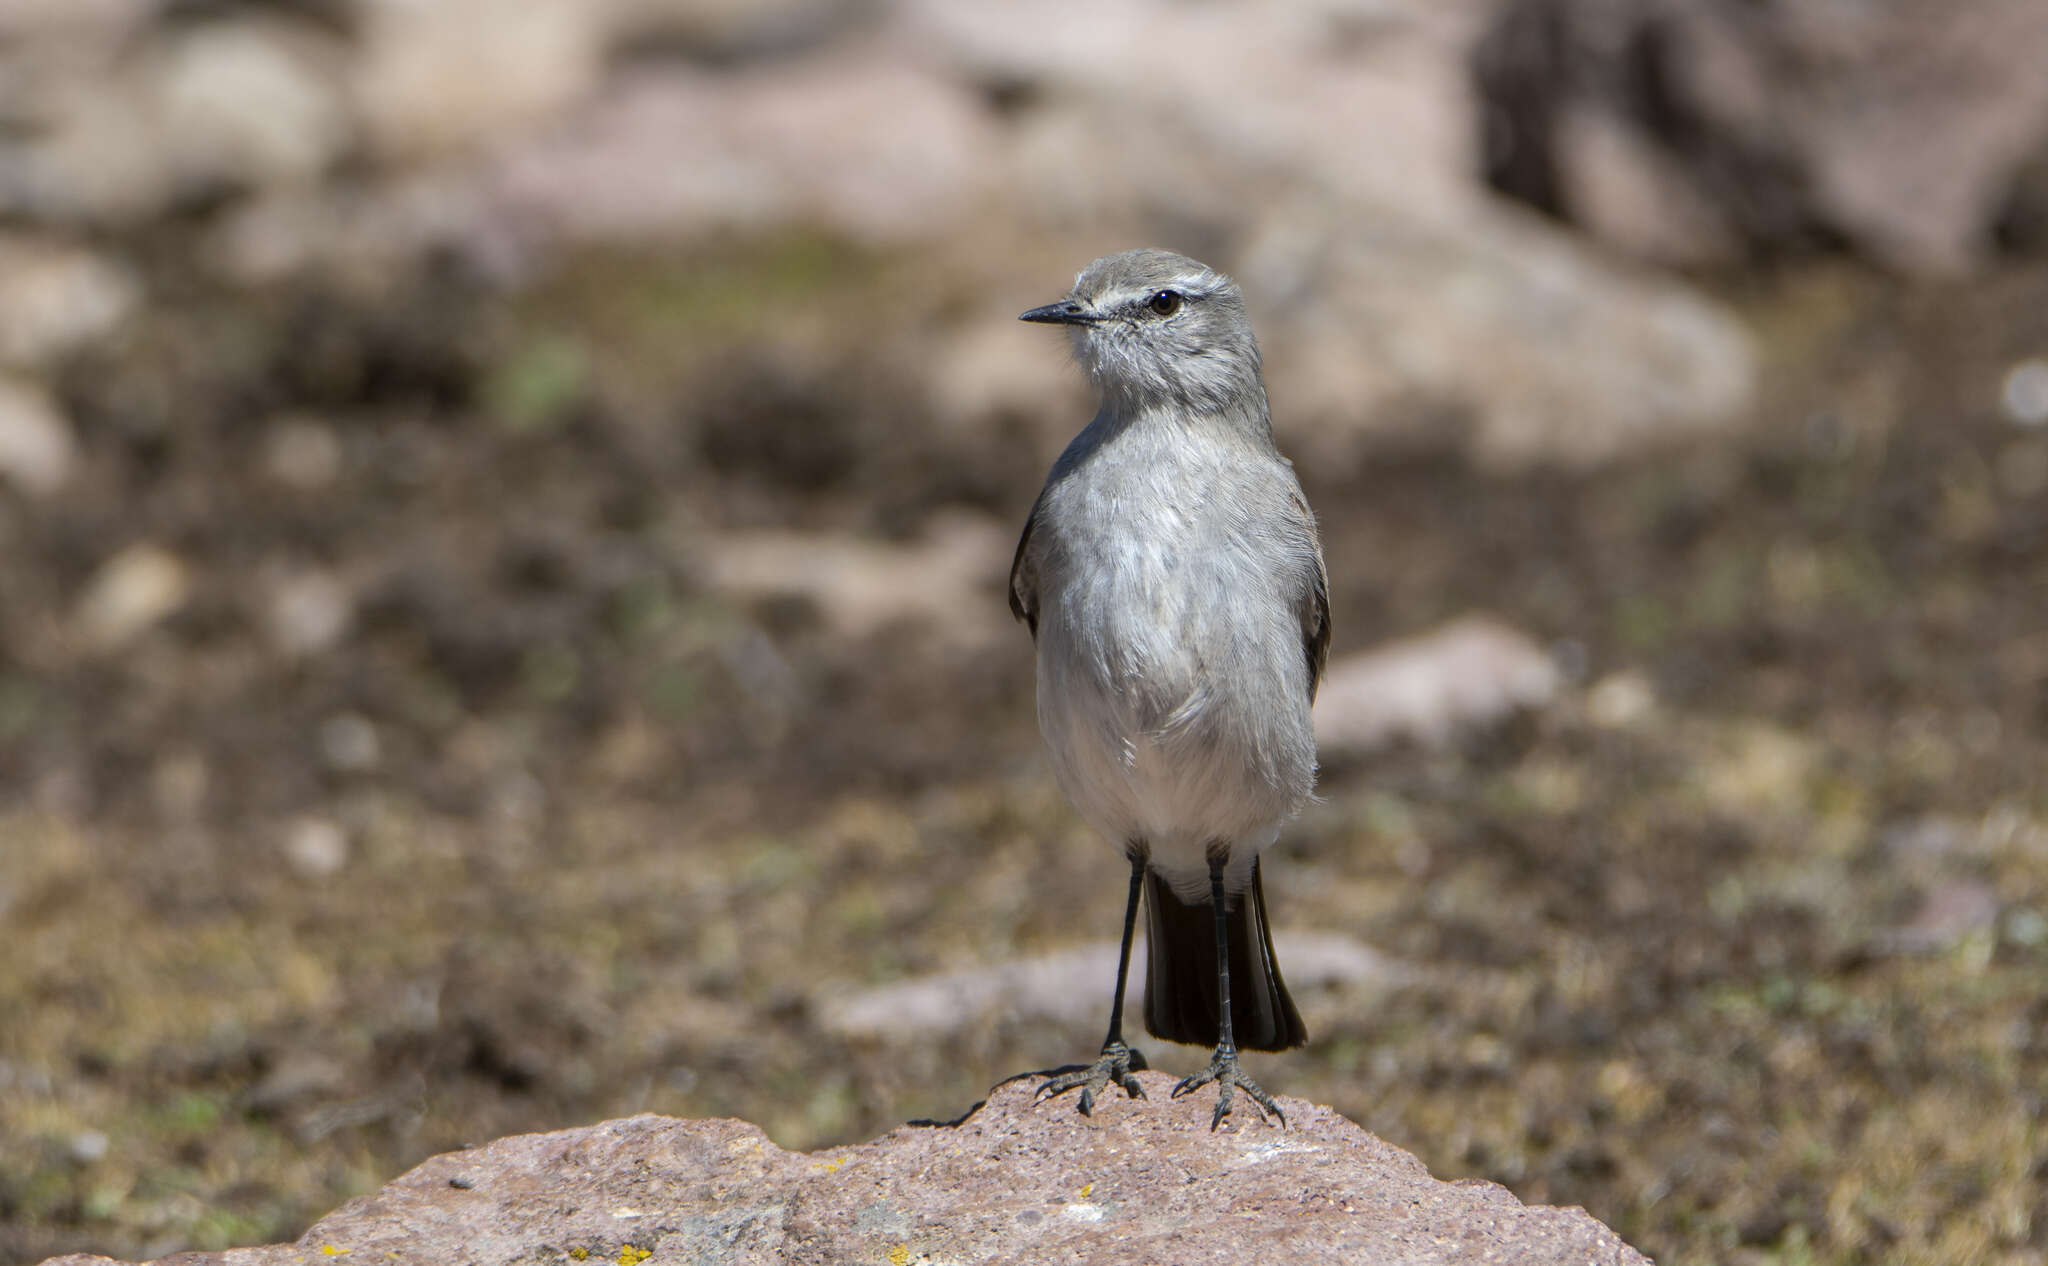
<box><xmin>1019</xmin><ymin>249</ymin><xmax>1263</xmax><ymax>414</ymax></box>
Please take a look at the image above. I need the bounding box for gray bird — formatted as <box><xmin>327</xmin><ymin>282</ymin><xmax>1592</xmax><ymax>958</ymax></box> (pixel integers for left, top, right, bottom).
<box><xmin>1011</xmin><ymin>248</ymin><xmax>1329</xmax><ymax>1128</ymax></box>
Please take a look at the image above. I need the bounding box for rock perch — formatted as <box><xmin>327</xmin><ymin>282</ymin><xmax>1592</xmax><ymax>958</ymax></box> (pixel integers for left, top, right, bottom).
<box><xmin>41</xmin><ymin>1072</ymin><xmax>1648</xmax><ymax>1265</ymax></box>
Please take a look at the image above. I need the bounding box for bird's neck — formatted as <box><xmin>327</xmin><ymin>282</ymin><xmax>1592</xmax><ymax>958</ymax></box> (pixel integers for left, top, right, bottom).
<box><xmin>1097</xmin><ymin>383</ymin><xmax>1277</xmax><ymax>453</ymax></box>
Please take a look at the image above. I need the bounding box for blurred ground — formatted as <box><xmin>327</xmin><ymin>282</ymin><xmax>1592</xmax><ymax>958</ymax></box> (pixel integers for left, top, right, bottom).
<box><xmin>3</xmin><ymin>3</ymin><xmax>2048</xmax><ymax>1266</ymax></box>
<box><xmin>5</xmin><ymin>236</ymin><xmax>2046</xmax><ymax>1266</ymax></box>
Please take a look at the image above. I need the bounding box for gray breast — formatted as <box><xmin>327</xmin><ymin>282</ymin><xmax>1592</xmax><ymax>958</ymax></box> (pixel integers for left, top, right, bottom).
<box><xmin>1029</xmin><ymin>431</ymin><xmax>1318</xmax><ymax>849</ymax></box>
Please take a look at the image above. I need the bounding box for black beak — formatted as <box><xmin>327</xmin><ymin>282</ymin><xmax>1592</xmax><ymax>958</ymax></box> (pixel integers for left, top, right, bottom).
<box><xmin>1019</xmin><ymin>301</ymin><xmax>1098</xmax><ymax>325</ymax></box>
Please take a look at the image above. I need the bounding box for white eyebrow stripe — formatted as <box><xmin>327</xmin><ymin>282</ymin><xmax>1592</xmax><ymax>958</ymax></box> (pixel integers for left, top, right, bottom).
<box><xmin>1099</xmin><ymin>281</ymin><xmax>1217</xmax><ymax>309</ymax></box>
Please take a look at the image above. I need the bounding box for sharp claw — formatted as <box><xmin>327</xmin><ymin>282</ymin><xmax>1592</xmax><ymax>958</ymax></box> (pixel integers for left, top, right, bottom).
<box><xmin>1034</xmin><ymin>1044</ymin><xmax>1147</xmax><ymax>1116</ymax></box>
<box><xmin>1176</xmin><ymin>1049</ymin><xmax>1284</xmax><ymax>1129</ymax></box>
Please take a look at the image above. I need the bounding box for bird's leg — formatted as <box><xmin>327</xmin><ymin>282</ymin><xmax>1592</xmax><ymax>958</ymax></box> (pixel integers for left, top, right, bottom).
<box><xmin>1036</xmin><ymin>854</ymin><xmax>1149</xmax><ymax>1115</ymax></box>
<box><xmin>1171</xmin><ymin>856</ymin><xmax>1284</xmax><ymax>1129</ymax></box>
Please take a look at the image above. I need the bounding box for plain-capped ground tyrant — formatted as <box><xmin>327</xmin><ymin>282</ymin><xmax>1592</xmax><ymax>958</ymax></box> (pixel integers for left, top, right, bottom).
<box><xmin>1010</xmin><ymin>249</ymin><xmax>1328</xmax><ymax>1129</ymax></box>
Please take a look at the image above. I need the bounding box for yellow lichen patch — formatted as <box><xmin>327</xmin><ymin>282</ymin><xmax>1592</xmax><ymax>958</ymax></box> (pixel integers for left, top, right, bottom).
<box><xmin>617</xmin><ymin>1245</ymin><xmax>651</xmax><ymax>1266</ymax></box>
<box><xmin>815</xmin><ymin>1156</ymin><xmax>846</xmax><ymax>1173</ymax></box>
<box><xmin>319</xmin><ymin>1247</ymin><xmax>349</xmax><ymax>1257</ymax></box>
<box><xmin>568</xmin><ymin>1248</ymin><xmax>588</xmax><ymax>1261</ymax></box>
<box><xmin>1077</xmin><ymin>1182</ymin><xmax>1093</xmax><ymax>1199</ymax></box>
<box><xmin>886</xmin><ymin>1245</ymin><xmax>910</xmax><ymax>1266</ymax></box>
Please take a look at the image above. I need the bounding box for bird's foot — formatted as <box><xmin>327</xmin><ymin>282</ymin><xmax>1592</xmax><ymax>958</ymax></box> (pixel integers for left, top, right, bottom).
<box><xmin>1171</xmin><ymin>1046</ymin><xmax>1284</xmax><ymax>1130</ymax></box>
<box><xmin>1034</xmin><ymin>1040</ymin><xmax>1148</xmax><ymax>1116</ymax></box>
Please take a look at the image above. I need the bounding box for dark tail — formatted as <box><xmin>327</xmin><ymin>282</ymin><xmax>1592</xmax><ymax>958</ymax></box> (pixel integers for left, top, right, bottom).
<box><xmin>1142</xmin><ymin>857</ymin><xmax>1306</xmax><ymax>1051</ymax></box>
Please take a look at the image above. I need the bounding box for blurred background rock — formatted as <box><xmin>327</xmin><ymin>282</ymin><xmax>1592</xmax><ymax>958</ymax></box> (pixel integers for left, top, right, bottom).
<box><xmin>1</xmin><ymin>1</ymin><xmax>2046</xmax><ymax>1262</ymax></box>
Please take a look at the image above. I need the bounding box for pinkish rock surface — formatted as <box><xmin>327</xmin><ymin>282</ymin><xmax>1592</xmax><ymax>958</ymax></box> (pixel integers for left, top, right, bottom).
<box><xmin>40</xmin><ymin>1072</ymin><xmax>1647</xmax><ymax>1266</ymax></box>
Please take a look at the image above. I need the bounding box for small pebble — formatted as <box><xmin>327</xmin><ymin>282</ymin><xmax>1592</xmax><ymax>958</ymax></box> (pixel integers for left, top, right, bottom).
<box><xmin>266</xmin><ymin>569</ymin><xmax>354</xmax><ymax>656</ymax></box>
<box><xmin>0</xmin><ymin>237</ymin><xmax>138</xmax><ymax>369</ymax></box>
<box><xmin>0</xmin><ymin>375</ymin><xmax>75</xmax><ymax>495</ymax></box>
<box><xmin>2001</xmin><ymin>358</ymin><xmax>2048</xmax><ymax>428</ymax></box>
<box><xmin>283</xmin><ymin>817</ymin><xmax>349</xmax><ymax>880</ymax></box>
<box><xmin>264</xmin><ymin>416</ymin><xmax>344</xmax><ymax>489</ymax></box>
<box><xmin>2005</xmin><ymin>908</ymin><xmax>2048</xmax><ymax>948</ymax></box>
<box><xmin>74</xmin><ymin>544</ymin><xmax>189</xmax><ymax>651</ymax></box>
<box><xmin>319</xmin><ymin>713</ymin><xmax>381</xmax><ymax>772</ymax></box>
<box><xmin>1586</xmin><ymin>670</ymin><xmax>1656</xmax><ymax>729</ymax></box>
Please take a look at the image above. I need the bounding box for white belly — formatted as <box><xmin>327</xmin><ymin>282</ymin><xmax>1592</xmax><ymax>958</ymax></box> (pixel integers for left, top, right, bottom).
<box><xmin>1035</xmin><ymin>647</ymin><xmax>1303</xmax><ymax>898</ymax></box>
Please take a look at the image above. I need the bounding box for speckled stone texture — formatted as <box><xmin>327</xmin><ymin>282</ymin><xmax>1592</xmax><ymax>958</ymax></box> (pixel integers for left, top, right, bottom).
<box><xmin>41</xmin><ymin>1072</ymin><xmax>1649</xmax><ymax>1265</ymax></box>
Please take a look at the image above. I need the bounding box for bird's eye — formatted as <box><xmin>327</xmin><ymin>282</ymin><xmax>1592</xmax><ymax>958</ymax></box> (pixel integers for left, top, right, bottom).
<box><xmin>1147</xmin><ymin>290</ymin><xmax>1183</xmax><ymax>317</ymax></box>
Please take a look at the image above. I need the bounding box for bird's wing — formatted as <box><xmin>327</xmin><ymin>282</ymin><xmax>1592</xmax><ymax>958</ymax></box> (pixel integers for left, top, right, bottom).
<box><xmin>1296</xmin><ymin>492</ymin><xmax>1331</xmax><ymax>704</ymax></box>
<box><xmin>1008</xmin><ymin>499</ymin><xmax>1042</xmax><ymax>638</ymax></box>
